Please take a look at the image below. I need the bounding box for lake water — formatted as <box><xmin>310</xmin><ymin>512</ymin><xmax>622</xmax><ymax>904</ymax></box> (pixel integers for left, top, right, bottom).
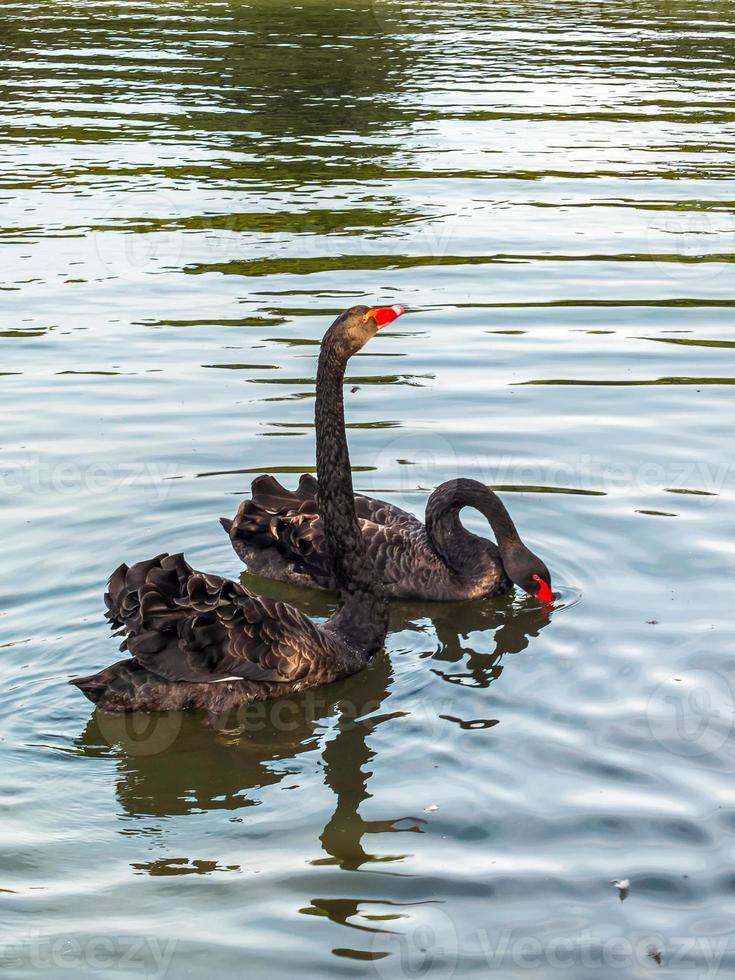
<box><xmin>2</xmin><ymin>1</ymin><xmax>735</xmax><ymax>976</ymax></box>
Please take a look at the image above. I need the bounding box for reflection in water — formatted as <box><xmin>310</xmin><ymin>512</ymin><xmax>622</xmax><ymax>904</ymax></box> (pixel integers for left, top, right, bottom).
<box><xmin>75</xmin><ymin>597</ymin><xmax>551</xmax><ymax>869</ymax></box>
<box><xmin>406</xmin><ymin>594</ymin><xmax>552</xmax><ymax>690</ymax></box>
<box><xmin>7</xmin><ymin>0</ymin><xmax>735</xmax><ymax>972</ymax></box>
<box><xmin>74</xmin><ymin>596</ymin><xmax>549</xmax><ymax>956</ymax></box>
<box><xmin>315</xmin><ymin>658</ymin><xmax>424</xmax><ymax>875</ymax></box>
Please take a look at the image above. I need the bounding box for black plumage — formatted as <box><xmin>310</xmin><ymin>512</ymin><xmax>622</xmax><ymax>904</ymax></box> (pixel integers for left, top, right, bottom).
<box><xmin>71</xmin><ymin>305</ymin><xmax>403</xmax><ymax>713</ymax></box>
<box><xmin>223</xmin><ymin>476</ymin><xmax>552</xmax><ymax>602</ymax></box>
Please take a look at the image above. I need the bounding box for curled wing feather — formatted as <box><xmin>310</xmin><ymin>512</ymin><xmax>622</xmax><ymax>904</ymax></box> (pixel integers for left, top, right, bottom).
<box><xmin>105</xmin><ymin>553</ymin><xmax>326</xmax><ymax>684</ymax></box>
<box><xmin>224</xmin><ymin>474</ymin><xmax>424</xmax><ymax>585</ymax></box>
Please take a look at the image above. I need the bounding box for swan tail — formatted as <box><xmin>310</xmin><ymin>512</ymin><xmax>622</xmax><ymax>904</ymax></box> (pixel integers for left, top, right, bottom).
<box><xmin>69</xmin><ymin>672</ymin><xmax>107</xmax><ymax>705</ymax></box>
<box><xmin>251</xmin><ymin>473</ymin><xmax>318</xmax><ymax>510</ymax></box>
<box><xmin>69</xmin><ymin>659</ymin><xmax>155</xmax><ymax>709</ymax></box>
<box><xmin>69</xmin><ymin>658</ymin><xmax>195</xmax><ymax>712</ymax></box>
<box><xmin>222</xmin><ymin>475</ymin><xmax>331</xmax><ymax>585</ymax></box>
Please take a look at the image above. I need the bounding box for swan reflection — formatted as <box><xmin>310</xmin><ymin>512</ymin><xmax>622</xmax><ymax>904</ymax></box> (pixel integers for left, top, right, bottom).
<box><xmin>75</xmin><ymin>591</ymin><xmax>552</xmax><ymax>842</ymax></box>
<box><xmin>75</xmin><ymin>591</ymin><xmax>551</xmax><ymax>957</ymax></box>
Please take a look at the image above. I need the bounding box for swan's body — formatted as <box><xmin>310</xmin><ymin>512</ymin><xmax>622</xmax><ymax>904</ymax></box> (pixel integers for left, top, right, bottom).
<box><xmin>73</xmin><ymin>553</ymin><xmax>370</xmax><ymax>714</ymax></box>
<box><xmin>223</xmin><ymin>476</ymin><xmax>552</xmax><ymax>603</ymax></box>
<box><xmin>71</xmin><ymin>305</ymin><xmax>404</xmax><ymax>713</ymax></box>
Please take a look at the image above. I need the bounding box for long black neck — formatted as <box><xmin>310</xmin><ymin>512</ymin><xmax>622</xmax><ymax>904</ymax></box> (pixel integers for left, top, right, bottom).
<box><xmin>425</xmin><ymin>478</ymin><xmax>523</xmax><ymax>575</ymax></box>
<box><xmin>315</xmin><ymin>332</ymin><xmax>387</xmax><ymax>655</ymax></box>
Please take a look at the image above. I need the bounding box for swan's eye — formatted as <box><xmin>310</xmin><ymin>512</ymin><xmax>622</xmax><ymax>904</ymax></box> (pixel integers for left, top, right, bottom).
<box><xmin>532</xmin><ymin>574</ymin><xmax>554</xmax><ymax>604</ymax></box>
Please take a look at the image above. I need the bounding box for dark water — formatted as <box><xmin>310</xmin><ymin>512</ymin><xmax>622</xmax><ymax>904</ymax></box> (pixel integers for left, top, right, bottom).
<box><xmin>2</xmin><ymin>1</ymin><xmax>735</xmax><ymax>976</ymax></box>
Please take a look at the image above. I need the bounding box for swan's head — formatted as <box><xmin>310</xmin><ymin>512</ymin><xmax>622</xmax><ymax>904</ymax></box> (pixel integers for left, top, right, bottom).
<box><xmin>327</xmin><ymin>304</ymin><xmax>406</xmax><ymax>357</ymax></box>
<box><xmin>506</xmin><ymin>547</ymin><xmax>554</xmax><ymax>605</ymax></box>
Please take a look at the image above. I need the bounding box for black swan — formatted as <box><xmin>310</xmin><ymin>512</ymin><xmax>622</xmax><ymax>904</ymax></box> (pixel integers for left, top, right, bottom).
<box><xmin>222</xmin><ymin>474</ymin><xmax>552</xmax><ymax>603</ymax></box>
<box><xmin>71</xmin><ymin>304</ymin><xmax>405</xmax><ymax>713</ymax></box>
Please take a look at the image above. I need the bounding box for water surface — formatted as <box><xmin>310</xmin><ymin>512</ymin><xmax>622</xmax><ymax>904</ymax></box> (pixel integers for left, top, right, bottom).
<box><xmin>2</xmin><ymin>1</ymin><xmax>735</xmax><ymax>977</ymax></box>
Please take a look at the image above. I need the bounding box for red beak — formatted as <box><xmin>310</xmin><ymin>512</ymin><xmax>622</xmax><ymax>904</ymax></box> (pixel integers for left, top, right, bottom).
<box><xmin>533</xmin><ymin>576</ymin><xmax>554</xmax><ymax>604</ymax></box>
<box><xmin>365</xmin><ymin>305</ymin><xmax>405</xmax><ymax>328</ymax></box>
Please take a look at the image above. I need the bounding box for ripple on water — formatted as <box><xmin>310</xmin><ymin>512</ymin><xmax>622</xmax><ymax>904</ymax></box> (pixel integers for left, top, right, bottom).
<box><xmin>1</xmin><ymin>1</ymin><xmax>735</xmax><ymax>977</ymax></box>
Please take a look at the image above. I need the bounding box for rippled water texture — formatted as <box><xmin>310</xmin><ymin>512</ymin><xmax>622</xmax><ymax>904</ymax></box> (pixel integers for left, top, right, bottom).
<box><xmin>2</xmin><ymin>1</ymin><xmax>735</xmax><ymax>976</ymax></box>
